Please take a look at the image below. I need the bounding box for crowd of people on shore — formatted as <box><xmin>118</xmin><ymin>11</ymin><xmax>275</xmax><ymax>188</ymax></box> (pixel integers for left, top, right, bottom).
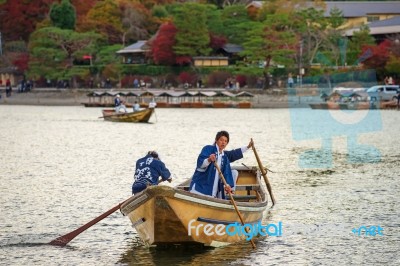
<box><xmin>0</xmin><ymin>78</ymin><xmax>34</xmax><ymax>98</ymax></box>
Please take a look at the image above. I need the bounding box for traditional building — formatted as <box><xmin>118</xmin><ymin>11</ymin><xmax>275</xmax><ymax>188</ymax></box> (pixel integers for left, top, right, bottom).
<box><xmin>0</xmin><ymin>67</ymin><xmax>21</xmax><ymax>86</ymax></box>
<box><xmin>246</xmin><ymin>1</ymin><xmax>400</xmax><ymax>29</ymax></box>
<box><xmin>116</xmin><ymin>40</ymin><xmax>150</xmax><ymax>64</ymax></box>
<box><xmin>193</xmin><ymin>56</ymin><xmax>229</xmax><ymax>67</ymax></box>
<box><xmin>345</xmin><ymin>16</ymin><xmax>400</xmax><ymax>41</ymax></box>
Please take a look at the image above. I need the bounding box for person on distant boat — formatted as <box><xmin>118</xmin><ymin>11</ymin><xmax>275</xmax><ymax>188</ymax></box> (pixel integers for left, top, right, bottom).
<box><xmin>114</xmin><ymin>94</ymin><xmax>127</xmax><ymax>113</ymax></box>
<box><xmin>149</xmin><ymin>99</ymin><xmax>157</xmax><ymax>109</ymax></box>
<box><xmin>189</xmin><ymin>131</ymin><xmax>253</xmax><ymax>199</ymax></box>
<box><xmin>132</xmin><ymin>151</ymin><xmax>172</xmax><ymax>194</ymax></box>
<box><xmin>133</xmin><ymin>101</ymin><xmax>140</xmax><ymax>112</ymax></box>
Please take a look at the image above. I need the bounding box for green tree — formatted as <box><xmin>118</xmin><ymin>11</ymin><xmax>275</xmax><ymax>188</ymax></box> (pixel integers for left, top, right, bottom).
<box><xmin>96</xmin><ymin>44</ymin><xmax>123</xmax><ymax>66</ymax></box>
<box><xmin>28</xmin><ymin>27</ymin><xmax>102</xmax><ymax>86</ymax></box>
<box><xmin>322</xmin><ymin>7</ymin><xmax>346</xmax><ymax>67</ymax></box>
<box><xmin>220</xmin><ymin>5</ymin><xmax>252</xmax><ymax>45</ymax></box>
<box><xmin>205</xmin><ymin>4</ymin><xmax>224</xmax><ymax>36</ymax></box>
<box><xmin>241</xmin><ymin>14</ymin><xmax>297</xmax><ymax>89</ymax></box>
<box><xmin>151</xmin><ymin>5</ymin><xmax>169</xmax><ymax>20</ymax></box>
<box><xmin>347</xmin><ymin>25</ymin><xmax>375</xmax><ymax>66</ymax></box>
<box><xmin>172</xmin><ymin>3</ymin><xmax>211</xmax><ymax>59</ymax></box>
<box><xmin>295</xmin><ymin>7</ymin><xmax>328</xmax><ymax>68</ymax></box>
<box><xmin>50</xmin><ymin>0</ymin><xmax>76</xmax><ymax>30</ymax></box>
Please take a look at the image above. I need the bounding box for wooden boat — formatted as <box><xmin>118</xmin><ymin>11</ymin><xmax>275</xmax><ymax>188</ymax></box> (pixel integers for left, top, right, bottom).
<box><xmin>101</xmin><ymin>108</ymin><xmax>154</xmax><ymax>123</ymax></box>
<box><xmin>120</xmin><ymin>165</ymin><xmax>269</xmax><ymax>247</ymax></box>
<box><xmin>309</xmin><ymin>102</ymin><xmax>371</xmax><ymax>110</ymax></box>
<box><xmin>309</xmin><ymin>103</ymin><xmax>324</xmax><ymax>109</ymax></box>
<box><xmin>237</xmin><ymin>101</ymin><xmax>252</xmax><ymax>108</ymax></box>
<box><xmin>212</xmin><ymin>101</ymin><xmax>232</xmax><ymax>108</ymax></box>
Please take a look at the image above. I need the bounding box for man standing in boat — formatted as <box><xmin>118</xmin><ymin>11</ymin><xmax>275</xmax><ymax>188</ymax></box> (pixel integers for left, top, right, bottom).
<box><xmin>114</xmin><ymin>94</ymin><xmax>127</xmax><ymax>113</ymax></box>
<box><xmin>189</xmin><ymin>131</ymin><xmax>253</xmax><ymax>199</ymax></box>
<box><xmin>149</xmin><ymin>98</ymin><xmax>157</xmax><ymax>109</ymax></box>
<box><xmin>132</xmin><ymin>151</ymin><xmax>172</xmax><ymax>194</ymax></box>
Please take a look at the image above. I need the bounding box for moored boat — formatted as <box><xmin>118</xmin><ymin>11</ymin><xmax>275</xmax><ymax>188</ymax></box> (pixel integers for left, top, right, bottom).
<box><xmin>309</xmin><ymin>101</ymin><xmax>391</xmax><ymax>110</ymax></box>
<box><xmin>120</xmin><ymin>165</ymin><xmax>269</xmax><ymax>247</ymax></box>
<box><xmin>101</xmin><ymin>108</ymin><xmax>154</xmax><ymax>122</ymax></box>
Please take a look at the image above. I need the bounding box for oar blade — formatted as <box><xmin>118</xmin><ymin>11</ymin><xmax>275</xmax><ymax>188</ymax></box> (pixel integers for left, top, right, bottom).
<box><xmin>49</xmin><ymin>236</ymin><xmax>71</xmax><ymax>247</ymax></box>
<box><xmin>48</xmin><ymin>202</ymin><xmax>123</xmax><ymax>247</ymax></box>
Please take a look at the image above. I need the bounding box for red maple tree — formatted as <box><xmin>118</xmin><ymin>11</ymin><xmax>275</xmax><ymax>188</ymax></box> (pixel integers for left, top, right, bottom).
<box><xmin>150</xmin><ymin>22</ymin><xmax>177</xmax><ymax>65</ymax></box>
<box><xmin>209</xmin><ymin>34</ymin><xmax>227</xmax><ymax>50</ymax></box>
<box><xmin>361</xmin><ymin>40</ymin><xmax>391</xmax><ymax>70</ymax></box>
<box><xmin>0</xmin><ymin>0</ymin><xmax>54</xmax><ymax>41</ymax></box>
<box><xmin>12</xmin><ymin>53</ymin><xmax>29</xmax><ymax>72</ymax></box>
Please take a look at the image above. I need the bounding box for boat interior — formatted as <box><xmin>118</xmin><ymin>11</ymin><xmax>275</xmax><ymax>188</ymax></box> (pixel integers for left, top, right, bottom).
<box><xmin>176</xmin><ymin>166</ymin><xmax>264</xmax><ymax>202</ymax></box>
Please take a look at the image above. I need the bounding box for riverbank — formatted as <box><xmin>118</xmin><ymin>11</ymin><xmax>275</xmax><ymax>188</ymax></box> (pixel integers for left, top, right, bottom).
<box><xmin>0</xmin><ymin>87</ymin><xmax>319</xmax><ymax>108</ymax></box>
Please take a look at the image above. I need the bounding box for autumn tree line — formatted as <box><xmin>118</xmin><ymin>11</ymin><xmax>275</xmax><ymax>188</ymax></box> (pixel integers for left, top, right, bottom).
<box><xmin>0</xmin><ymin>0</ymin><xmax>399</xmax><ymax>89</ymax></box>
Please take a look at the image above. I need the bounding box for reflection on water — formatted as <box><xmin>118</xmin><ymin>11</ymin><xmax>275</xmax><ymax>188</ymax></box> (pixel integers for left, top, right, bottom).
<box><xmin>119</xmin><ymin>237</ymin><xmax>278</xmax><ymax>266</ymax></box>
<box><xmin>0</xmin><ymin>106</ymin><xmax>399</xmax><ymax>265</ymax></box>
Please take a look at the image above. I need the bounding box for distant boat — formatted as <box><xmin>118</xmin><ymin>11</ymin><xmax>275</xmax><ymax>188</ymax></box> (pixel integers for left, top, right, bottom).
<box><xmin>309</xmin><ymin>101</ymin><xmax>395</xmax><ymax>110</ymax></box>
<box><xmin>120</xmin><ymin>165</ymin><xmax>269</xmax><ymax>247</ymax></box>
<box><xmin>101</xmin><ymin>108</ymin><xmax>154</xmax><ymax>123</ymax></box>
<box><xmin>309</xmin><ymin>102</ymin><xmax>352</xmax><ymax>110</ymax></box>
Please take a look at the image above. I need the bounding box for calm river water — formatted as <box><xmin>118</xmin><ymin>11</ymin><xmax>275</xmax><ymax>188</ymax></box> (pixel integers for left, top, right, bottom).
<box><xmin>0</xmin><ymin>106</ymin><xmax>399</xmax><ymax>265</ymax></box>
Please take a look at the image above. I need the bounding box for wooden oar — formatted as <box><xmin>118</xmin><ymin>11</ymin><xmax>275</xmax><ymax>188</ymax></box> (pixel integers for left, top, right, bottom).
<box><xmin>251</xmin><ymin>138</ymin><xmax>276</xmax><ymax>206</ymax></box>
<box><xmin>153</xmin><ymin>109</ymin><xmax>158</xmax><ymax>122</ymax></box>
<box><xmin>49</xmin><ymin>200</ymin><xmax>126</xmax><ymax>247</ymax></box>
<box><xmin>213</xmin><ymin>162</ymin><xmax>256</xmax><ymax>249</ymax></box>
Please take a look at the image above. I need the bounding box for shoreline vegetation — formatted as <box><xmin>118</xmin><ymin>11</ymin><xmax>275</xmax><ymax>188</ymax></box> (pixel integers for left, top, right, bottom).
<box><xmin>0</xmin><ymin>87</ymin><xmax>321</xmax><ymax>108</ymax></box>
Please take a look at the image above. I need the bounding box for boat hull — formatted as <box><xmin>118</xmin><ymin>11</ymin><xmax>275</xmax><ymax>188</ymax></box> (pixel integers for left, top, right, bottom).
<box><xmin>101</xmin><ymin>108</ymin><xmax>154</xmax><ymax>122</ymax></box>
<box><xmin>121</xmin><ymin>167</ymin><xmax>269</xmax><ymax>247</ymax></box>
<box><xmin>309</xmin><ymin>102</ymin><xmax>371</xmax><ymax>110</ymax></box>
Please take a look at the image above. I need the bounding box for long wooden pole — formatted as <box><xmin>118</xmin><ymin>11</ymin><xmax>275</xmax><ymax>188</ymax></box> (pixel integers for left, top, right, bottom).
<box><xmin>213</xmin><ymin>162</ymin><xmax>256</xmax><ymax>249</ymax></box>
<box><xmin>251</xmin><ymin>138</ymin><xmax>276</xmax><ymax>206</ymax></box>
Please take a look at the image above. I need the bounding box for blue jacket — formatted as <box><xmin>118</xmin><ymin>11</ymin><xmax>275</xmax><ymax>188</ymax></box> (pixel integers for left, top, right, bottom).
<box><xmin>189</xmin><ymin>145</ymin><xmax>243</xmax><ymax>198</ymax></box>
<box><xmin>114</xmin><ymin>97</ymin><xmax>121</xmax><ymax>107</ymax></box>
<box><xmin>133</xmin><ymin>155</ymin><xmax>171</xmax><ymax>187</ymax></box>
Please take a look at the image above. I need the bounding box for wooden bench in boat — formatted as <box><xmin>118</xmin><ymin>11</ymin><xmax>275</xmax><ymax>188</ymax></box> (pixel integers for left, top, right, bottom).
<box><xmin>177</xmin><ymin>184</ymin><xmax>261</xmax><ymax>202</ymax></box>
<box><xmin>232</xmin><ymin>184</ymin><xmax>260</xmax><ymax>202</ymax></box>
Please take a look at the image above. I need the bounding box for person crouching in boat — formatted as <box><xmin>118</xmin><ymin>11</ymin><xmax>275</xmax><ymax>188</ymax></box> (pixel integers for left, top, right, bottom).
<box><xmin>133</xmin><ymin>101</ymin><xmax>140</xmax><ymax>112</ymax></box>
<box><xmin>189</xmin><ymin>130</ymin><xmax>253</xmax><ymax>199</ymax></box>
<box><xmin>132</xmin><ymin>151</ymin><xmax>172</xmax><ymax>194</ymax></box>
<box><xmin>114</xmin><ymin>94</ymin><xmax>127</xmax><ymax>113</ymax></box>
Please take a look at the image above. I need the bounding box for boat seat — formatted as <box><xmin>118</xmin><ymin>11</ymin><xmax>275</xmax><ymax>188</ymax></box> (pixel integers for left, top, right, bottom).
<box><xmin>234</xmin><ymin>185</ymin><xmax>260</xmax><ymax>192</ymax></box>
<box><xmin>177</xmin><ymin>184</ymin><xmax>261</xmax><ymax>202</ymax></box>
<box><xmin>232</xmin><ymin>195</ymin><xmax>258</xmax><ymax>201</ymax></box>
<box><xmin>231</xmin><ymin>184</ymin><xmax>260</xmax><ymax>202</ymax></box>
<box><xmin>177</xmin><ymin>185</ymin><xmax>259</xmax><ymax>190</ymax></box>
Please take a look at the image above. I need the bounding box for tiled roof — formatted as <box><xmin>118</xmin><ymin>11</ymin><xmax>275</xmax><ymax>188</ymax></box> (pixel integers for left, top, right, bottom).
<box><xmin>247</xmin><ymin>1</ymin><xmax>400</xmax><ymax>17</ymax></box>
<box><xmin>368</xmin><ymin>16</ymin><xmax>400</xmax><ymax>27</ymax></box>
<box><xmin>223</xmin><ymin>44</ymin><xmax>243</xmax><ymax>53</ymax></box>
<box><xmin>116</xmin><ymin>40</ymin><xmax>149</xmax><ymax>54</ymax></box>
<box><xmin>324</xmin><ymin>1</ymin><xmax>400</xmax><ymax>17</ymax></box>
<box><xmin>345</xmin><ymin>16</ymin><xmax>400</xmax><ymax>36</ymax></box>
